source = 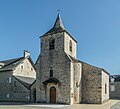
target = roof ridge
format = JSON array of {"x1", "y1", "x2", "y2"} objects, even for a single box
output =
[
  {"x1": 68, "y1": 54, "x2": 109, "y2": 75},
  {"x1": 1, "y1": 57, "x2": 24, "y2": 68}
]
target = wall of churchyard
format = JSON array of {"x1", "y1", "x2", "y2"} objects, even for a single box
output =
[
  {"x1": 36, "y1": 32, "x2": 71, "y2": 104},
  {"x1": 110, "y1": 82, "x2": 120, "y2": 99},
  {"x1": 81, "y1": 63, "x2": 102, "y2": 104},
  {"x1": 73, "y1": 62, "x2": 82, "y2": 104},
  {"x1": 101, "y1": 71, "x2": 109, "y2": 103}
]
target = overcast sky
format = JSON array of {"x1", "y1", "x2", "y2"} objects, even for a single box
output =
[{"x1": 0, "y1": 0, "x2": 120, "y2": 75}]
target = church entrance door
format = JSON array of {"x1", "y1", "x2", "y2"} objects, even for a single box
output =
[{"x1": 50, "y1": 87, "x2": 56, "y2": 103}]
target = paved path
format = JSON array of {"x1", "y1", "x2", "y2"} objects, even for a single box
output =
[
  {"x1": 61, "y1": 100, "x2": 120, "y2": 109},
  {"x1": 0, "y1": 100, "x2": 119, "y2": 109},
  {"x1": 111, "y1": 101, "x2": 120, "y2": 109}
]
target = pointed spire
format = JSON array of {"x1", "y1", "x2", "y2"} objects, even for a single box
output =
[{"x1": 53, "y1": 14, "x2": 65, "y2": 29}]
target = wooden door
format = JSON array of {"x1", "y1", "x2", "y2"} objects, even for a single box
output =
[{"x1": 50, "y1": 87, "x2": 56, "y2": 103}]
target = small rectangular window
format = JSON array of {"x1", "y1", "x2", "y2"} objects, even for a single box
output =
[
  {"x1": 14, "y1": 81, "x2": 17, "y2": 87},
  {"x1": 7, "y1": 94, "x2": 9, "y2": 99},
  {"x1": 69, "y1": 40, "x2": 72, "y2": 52},
  {"x1": 76, "y1": 82, "x2": 79, "y2": 87},
  {"x1": 31, "y1": 68, "x2": 33, "y2": 71},
  {"x1": 50, "y1": 70, "x2": 53, "y2": 77},
  {"x1": 7, "y1": 77, "x2": 12, "y2": 83},
  {"x1": 105, "y1": 84, "x2": 107, "y2": 94},
  {"x1": 49, "y1": 39, "x2": 55, "y2": 50},
  {"x1": 21, "y1": 65, "x2": 23, "y2": 69}
]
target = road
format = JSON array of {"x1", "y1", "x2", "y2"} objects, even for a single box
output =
[{"x1": 0, "y1": 100, "x2": 119, "y2": 109}]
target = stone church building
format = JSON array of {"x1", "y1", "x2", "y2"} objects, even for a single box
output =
[{"x1": 35, "y1": 14, "x2": 109, "y2": 104}]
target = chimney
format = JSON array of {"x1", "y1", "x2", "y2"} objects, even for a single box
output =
[
  {"x1": 0, "y1": 62, "x2": 4, "y2": 68},
  {"x1": 24, "y1": 50, "x2": 30, "y2": 58}
]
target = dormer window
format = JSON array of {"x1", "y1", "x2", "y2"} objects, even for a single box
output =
[
  {"x1": 110, "y1": 78, "x2": 115, "y2": 83},
  {"x1": 49, "y1": 39, "x2": 55, "y2": 50},
  {"x1": 69, "y1": 40, "x2": 72, "y2": 52}
]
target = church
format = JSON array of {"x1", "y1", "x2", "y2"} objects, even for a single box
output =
[{"x1": 35, "y1": 14, "x2": 109, "y2": 104}]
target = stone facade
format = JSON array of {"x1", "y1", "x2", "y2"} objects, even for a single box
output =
[
  {"x1": 101, "y1": 70, "x2": 109, "y2": 103},
  {"x1": 73, "y1": 62, "x2": 82, "y2": 104},
  {"x1": 81, "y1": 63, "x2": 109, "y2": 104},
  {"x1": 82, "y1": 62, "x2": 102, "y2": 103},
  {"x1": 36, "y1": 32, "x2": 72, "y2": 104},
  {"x1": 30, "y1": 81, "x2": 36, "y2": 102},
  {"x1": 35, "y1": 14, "x2": 109, "y2": 104}
]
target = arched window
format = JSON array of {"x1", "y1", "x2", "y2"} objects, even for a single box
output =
[
  {"x1": 49, "y1": 39, "x2": 55, "y2": 50},
  {"x1": 69, "y1": 40, "x2": 72, "y2": 52},
  {"x1": 50, "y1": 70, "x2": 53, "y2": 77}
]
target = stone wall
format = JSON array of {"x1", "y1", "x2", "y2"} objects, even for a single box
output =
[
  {"x1": 110, "y1": 82, "x2": 120, "y2": 99},
  {"x1": 0, "y1": 71, "x2": 13, "y2": 101},
  {"x1": 73, "y1": 62, "x2": 82, "y2": 104},
  {"x1": 70, "y1": 62, "x2": 74, "y2": 104},
  {"x1": 81, "y1": 62, "x2": 102, "y2": 104},
  {"x1": 64, "y1": 32, "x2": 77, "y2": 59},
  {"x1": 0, "y1": 71, "x2": 30, "y2": 102},
  {"x1": 12, "y1": 77, "x2": 30, "y2": 102},
  {"x1": 35, "y1": 55, "x2": 41, "y2": 102},
  {"x1": 101, "y1": 71, "x2": 109, "y2": 103},
  {"x1": 30, "y1": 81, "x2": 36, "y2": 102}
]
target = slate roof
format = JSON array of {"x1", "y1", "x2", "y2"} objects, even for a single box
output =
[
  {"x1": 110, "y1": 75, "x2": 120, "y2": 82},
  {"x1": 68, "y1": 54, "x2": 109, "y2": 75},
  {"x1": 40, "y1": 14, "x2": 77, "y2": 43},
  {"x1": 43, "y1": 14, "x2": 65, "y2": 35},
  {"x1": 13, "y1": 75, "x2": 36, "y2": 89},
  {"x1": 0, "y1": 57, "x2": 24, "y2": 71},
  {"x1": 43, "y1": 77, "x2": 59, "y2": 85}
]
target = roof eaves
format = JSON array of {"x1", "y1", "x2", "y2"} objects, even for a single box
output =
[
  {"x1": 27, "y1": 56, "x2": 36, "y2": 71},
  {"x1": 30, "y1": 80, "x2": 36, "y2": 88},
  {"x1": 40, "y1": 29, "x2": 77, "y2": 43},
  {"x1": 0, "y1": 68, "x2": 13, "y2": 72},
  {"x1": 64, "y1": 30, "x2": 77, "y2": 43},
  {"x1": 101, "y1": 68, "x2": 110, "y2": 75}
]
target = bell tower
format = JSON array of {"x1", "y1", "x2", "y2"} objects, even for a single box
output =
[
  {"x1": 36, "y1": 14, "x2": 77, "y2": 104},
  {"x1": 40, "y1": 14, "x2": 77, "y2": 58}
]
